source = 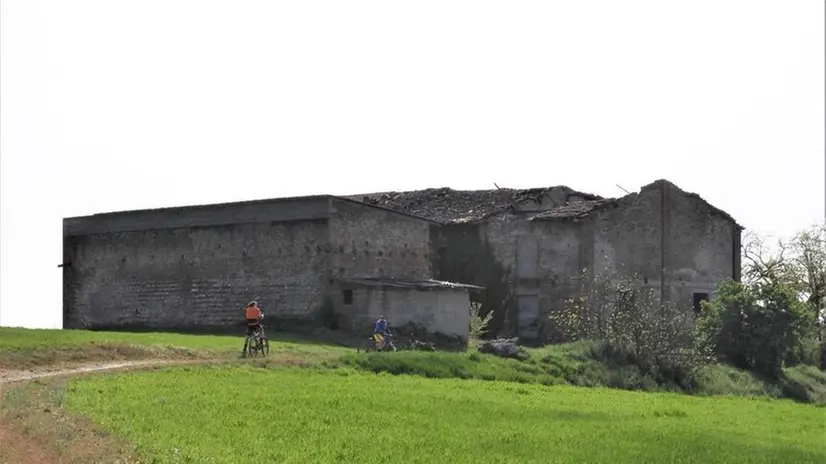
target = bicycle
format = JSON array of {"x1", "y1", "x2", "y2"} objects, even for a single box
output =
[
  {"x1": 359, "y1": 332, "x2": 397, "y2": 353},
  {"x1": 244, "y1": 325, "x2": 270, "y2": 357}
]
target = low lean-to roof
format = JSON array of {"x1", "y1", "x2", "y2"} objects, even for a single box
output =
[
  {"x1": 339, "y1": 277, "x2": 484, "y2": 291},
  {"x1": 346, "y1": 186, "x2": 602, "y2": 224}
]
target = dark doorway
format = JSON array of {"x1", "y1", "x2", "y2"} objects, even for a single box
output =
[{"x1": 693, "y1": 292, "x2": 709, "y2": 313}]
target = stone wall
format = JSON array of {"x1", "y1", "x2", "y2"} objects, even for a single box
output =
[
  {"x1": 431, "y1": 220, "x2": 513, "y2": 336},
  {"x1": 531, "y1": 219, "x2": 585, "y2": 338},
  {"x1": 63, "y1": 196, "x2": 446, "y2": 334},
  {"x1": 592, "y1": 185, "x2": 663, "y2": 285},
  {"x1": 663, "y1": 181, "x2": 739, "y2": 311},
  {"x1": 63, "y1": 220, "x2": 330, "y2": 332},
  {"x1": 588, "y1": 180, "x2": 739, "y2": 313},
  {"x1": 62, "y1": 181, "x2": 740, "y2": 340},
  {"x1": 328, "y1": 199, "x2": 432, "y2": 280},
  {"x1": 430, "y1": 181, "x2": 739, "y2": 341}
]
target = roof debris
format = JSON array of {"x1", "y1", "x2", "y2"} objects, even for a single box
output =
[
  {"x1": 346, "y1": 186, "x2": 603, "y2": 224},
  {"x1": 529, "y1": 199, "x2": 619, "y2": 221},
  {"x1": 339, "y1": 277, "x2": 483, "y2": 290}
]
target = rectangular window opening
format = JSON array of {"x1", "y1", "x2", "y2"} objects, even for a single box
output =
[
  {"x1": 693, "y1": 292, "x2": 709, "y2": 313},
  {"x1": 343, "y1": 289, "x2": 353, "y2": 305}
]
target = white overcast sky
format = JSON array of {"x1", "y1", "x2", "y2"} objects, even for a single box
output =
[{"x1": 1, "y1": 0, "x2": 824, "y2": 329}]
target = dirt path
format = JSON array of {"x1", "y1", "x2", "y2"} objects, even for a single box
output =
[
  {"x1": 0, "y1": 422, "x2": 60, "y2": 464},
  {"x1": 0, "y1": 359, "x2": 187, "y2": 385},
  {"x1": 0, "y1": 359, "x2": 205, "y2": 463}
]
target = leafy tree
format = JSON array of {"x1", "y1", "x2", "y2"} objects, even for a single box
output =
[
  {"x1": 698, "y1": 279, "x2": 814, "y2": 379},
  {"x1": 741, "y1": 223, "x2": 825, "y2": 367},
  {"x1": 787, "y1": 224, "x2": 826, "y2": 366}
]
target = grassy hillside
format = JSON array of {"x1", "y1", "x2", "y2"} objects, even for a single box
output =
[
  {"x1": 59, "y1": 365, "x2": 826, "y2": 463},
  {"x1": 0, "y1": 327, "x2": 349, "y2": 369},
  {"x1": 331, "y1": 344, "x2": 826, "y2": 405},
  {"x1": 2, "y1": 328, "x2": 825, "y2": 463},
  {"x1": 2, "y1": 327, "x2": 824, "y2": 404}
]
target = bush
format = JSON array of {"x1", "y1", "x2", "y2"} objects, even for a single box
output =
[
  {"x1": 469, "y1": 302, "x2": 494, "y2": 345},
  {"x1": 548, "y1": 270, "x2": 713, "y2": 383},
  {"x1": 698, "y1": 279, "x2": 814, "y2": 379}
]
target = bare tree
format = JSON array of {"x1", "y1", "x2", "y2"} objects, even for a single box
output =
[{"x1": 742, "y1": 230, "x2": 794, "y2": 286}]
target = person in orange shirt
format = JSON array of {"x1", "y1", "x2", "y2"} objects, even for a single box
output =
[
  {"x1": 242, "y1": 301, "x2": 265, "y2": 355},
  {"x1": 244, "y1": 301, "x2": 263, "y2": 336}
]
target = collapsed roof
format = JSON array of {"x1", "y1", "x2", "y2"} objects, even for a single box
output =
[
  {"x1": 346, "y1": 186, "x2": 604, "y2": 224},
  {"x1": 346, "y1": 179, "x2": 742, "y2": 229}
]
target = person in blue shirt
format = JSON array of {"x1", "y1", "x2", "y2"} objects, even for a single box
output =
[
  {"x1": 372, "y1": 315, "x2": 395, "y2": 350},
  {"x1": 374, "y1": 315, "x2": 389, "y2": 335}
]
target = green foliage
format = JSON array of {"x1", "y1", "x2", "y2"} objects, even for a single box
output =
[
  {"x1": 335, "y1": 350, "x2": 545, "y2": 383},
  {"x1": 62, "y1": 366, "x2": 826, "y2": 463},
  {"x1": 698, "y1": 279, "x2": 814, "y2": 379},
  {"x1": 743, "y1": 224, "x2": 826, "y2": 368},
  {"x1": 332, "y1": 343, "x2": 824, "y2": 404},
  {"x1": 468, "y1": 301, "x2": 494, "y2": 343},
  {"x1": 548, "y1": 270, "x2": 713, "y2": 383}
]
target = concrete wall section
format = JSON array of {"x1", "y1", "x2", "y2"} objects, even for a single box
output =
[
  {"x1": 63, "y1": 220, "x2": 330, "y2": 331},
  {"x1": 328, "y1": 199, "x2": 433, "y2": 280},
  {"x1": 342, "y1": 286, "x2": 470, "y2": 339}
]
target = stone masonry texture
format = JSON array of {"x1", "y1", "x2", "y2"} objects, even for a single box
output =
[
  {"x1": 63, "y1": 179, "x2": 741, "y2": 342},
  {"x1": 63, "y1": 196, "x2": 441, "y2": 333}
]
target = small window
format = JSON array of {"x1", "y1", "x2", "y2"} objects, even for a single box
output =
[
  {"x1": 343, "y1": 289, "x2": 353, "y2": 305},
  {"x1": 693, "y1": 292, "x2": 709, "y2": 313}
]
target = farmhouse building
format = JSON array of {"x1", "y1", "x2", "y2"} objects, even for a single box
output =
[
  {"x1": 351, "y1": 179, "x2": 743, "y2": 339},
  {"x1": 63, "y1": 179, "x2": 741, "y2": 342},
  {"x1": 62, "y1": 196, "x2": 480, "y2": 340}
]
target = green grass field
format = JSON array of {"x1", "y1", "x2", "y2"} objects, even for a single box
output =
[
  {"x1": 62, "y1": 365, "x2": 826, "y2": 464},
  {"x1": 0, "y1": 327, "x2": 350, "y2": 369},
  {"x1": 0, "y1": 326, "x2": 244, "y2": 351},
  {"x1": 2, "y1": 328, "x2": 826, "y2": 463},
  {"x1": 2, "y1": 327, "x2": 824, "y2": 404}
]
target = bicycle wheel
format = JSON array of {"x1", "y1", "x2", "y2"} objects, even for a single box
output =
[
  {"x1": 243, "y1": 336, "x2": 252, "y2": 357},
  {"x1": 247, "y1": 337, "x2": 259, "y2": 357},
  {"x1": 261, "y1": 338, "x2": 269, "y2": 356}
]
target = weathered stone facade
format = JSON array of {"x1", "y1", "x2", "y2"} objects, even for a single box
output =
[
  {"x1": 63, "y1": 178, "x2": 741, "y2": 343},
  {"x1": 62, "y1": 196, "x2": 474, "y2": 339},
  {"x1": 353, "y1": 179, "x2": 743, "y2": 340}
]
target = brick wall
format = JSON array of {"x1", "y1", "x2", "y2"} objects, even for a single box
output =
[{"x1": 63, "y1": 220, "x2": 330, "y2": 331}]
